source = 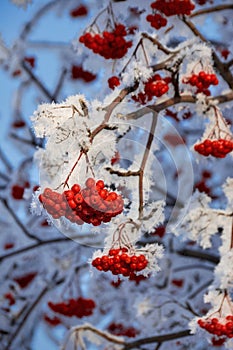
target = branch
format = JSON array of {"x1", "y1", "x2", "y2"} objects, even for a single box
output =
[
  {"x1": 4, "y1": 273, "x2": 64, "y2": 350},
  {"x1": 123, "y1": 330, "x2": 192, "y2": 349},
  {"x1": 0, "y1": 234, "x2": 97, "y2": 262},
  {"x1": 190, "y1": 4, "x2": 233, "y2": 18},
  {"x1": 125, "y1": 91, "x2": 233, "y2": 120},
  {"x1": 177, "y1": 248, "x2": 219, "y2": 264}
]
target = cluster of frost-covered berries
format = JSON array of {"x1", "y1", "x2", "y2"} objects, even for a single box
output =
[
  {"x1": 39, "y1": 178, "x2": 124, "y2": 226},
  {"x1": 132, "y1": 74, "x2": 171, "y2": 104},
  {"x1": 194, "y1": 139, "x2": 233, "y2": 158},
  {"x1": 79, "y1": 24, "x2": 132, "y2": 59},
  {"x1": 48, "y1": 297, "x2": 96, "y2": 318},
  {"x1": 198, "y1": 315, "x2": 233, "y2": 340},
  {"x1": 92, "y1": 247, "x2": 148, "y2": 277},
  {"x1": 183, "y1": 71, "x2": 218, "y2": 95}
]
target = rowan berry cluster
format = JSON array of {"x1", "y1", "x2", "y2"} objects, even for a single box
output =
[
  {"x1": 71, "y1": 65, "x2": 96, "y2": 82},
  {"x1": 183, "y1": 71, "x2": 218, "y2": 95},
  {"x1": 79, "y1": 24, "x2": 132, "y2": 59},
  {"x1": 39, "y1": 178, "x2": 124, "y2": 226},
  {"x1": 108, "y1": 76, "x2": 121, "y2": 89},
  {"x1": 92, "y1": 247, "x2": 148, "y2": 277},
  {"x1": 70, "y1": 5, "x2": 88, "y2": 18},
  {"x1": 48, "y1": 297, "x2": 96, "y2": 318},
  {"x1": 44, "y1": 314, "x2": 61, "y2": 326},
  {"x1": 132, "y1": 74, "x2": 171, "y2": 104},
  {"x1": 194, "y1": 139, "x2": 233, "y2": 158},
  {"x1": 150, "y1": 0, "x2": 195, "y2": 16},
  {"x1": 108, "y1": 322, "x2": 139, "y2": 337},
  {"x1": 146, "y1": 13, "x2": 167, "y2": 30},
  {"x1": 197, "y1": 315, "x2": 233, "y2": 339}
]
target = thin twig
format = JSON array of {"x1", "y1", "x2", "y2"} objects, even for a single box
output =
[
  {"x1": 0, "y1": 198, "x2": 41, "y2": 243},
  {"x1": 123, "y1": 330, "x2": 192, "y2": 349}
]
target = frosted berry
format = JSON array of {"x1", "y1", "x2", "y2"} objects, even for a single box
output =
[{"x1": 132, "y1": 73, "x2": 171, "y2": 104}]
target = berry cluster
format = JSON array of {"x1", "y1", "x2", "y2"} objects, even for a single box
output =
[
  {"x1": 194, "y1": 139, "x2": 233, "y2": 158},
  {"x1": 48, "y1": 297, "x2": 96, "y2": 318},
  {"x1": 79, "y1": 24, "x2": 132, "y2": 59},
  {"x1": 108, "y1": 76, "x2": 121, "y2": 90},
  {"x1": 183, "y1": 71, "x2": 218, "y2": 95},
  {"x1": 71, "y1": 65, "x2": 96, "y2": 82},
  {"x1": 14, "y1": 272, "x2": 37, "y2": 289},
  {"x1": 44, "y1": 314, "x2": 61, "y2": 326},
  {"x1": 198, "y1": 315, "x2": 233, "y2": 339},
  {"x1": 39, "y1": 178, "x2": 124, "y2": 226},
  {"x1": 108, "y1": 322, "x2": 139, "y2": 338},
  {"x1": 132, "y1": 74, "x2": 171, "y2": 104},
  {"x1": 70, "y1": 5, "x2": 88, "y2": 18},
  {"x1": 146, "y1": 13, "x2": 167, "y2": 30},
  {"x1": 92, "y1": 247, "x2": 148, "y2": 277},
  {"x1": 150, "y1": 0, "x2": 195, "y2": 16}
]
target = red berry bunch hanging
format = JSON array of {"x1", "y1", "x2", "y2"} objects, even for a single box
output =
[
  {"x1": 39, "y1": 178, "x2": 124, "y2": 226},
  {"x1": 194, "y1": 139, "x2": 233, "y2": 158},
  {"x1": 108, "y1": 322, "x2": 139, "y2": 338},
  {"x1": 92, "y1": 247, "x2": 148, "y2": 277},
  {"x1": 48, "y1": 297, "x2": 96, "y2": 318},
  {"x1": 146, "y1": 13, "x2": 167, "y2": 30},
  {"x1": 79, "y1": 24, "x2": 132, "y2": 60},
  {"x1": 108, "y1": 76, "x2": 121, "y2": 90},
  {"x1": 198, "y1": 315, "x2": 233, "y2": 340},
  {"x1": 132, "y1": 74, "x2": 171, "y2": 104},
  {"x1": 150, "y1": 0, "x2": 195, "y2": 16},
  {"x1": 183, "y1": 71, "x2": 219, "y2": 96}
]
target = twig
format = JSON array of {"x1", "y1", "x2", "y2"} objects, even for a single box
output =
[
  {"x1": 0, "y1": 198, "x2": 41, "y2": 243},
  {"x1": 138, "y1": 111, "x2": 158, "y2": 219},
  {"x1": 61, "y1": 323, "x2": 125, "y2": 350},
  {"x1": 53, "y1": 68, "x2": 67, "y2": 100},
  {"x1": 0, "y1": 234, "x2": 97, "y2": 262},
  {"x1": 21, "y1": 61, "x2": 54, "y2": 101},
  {"x1": 4, "y1": 274, "x2": 64, "y2": 350},
  {"x1": 123, "y1": 330, "x2": 192, "y2": 349}
]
